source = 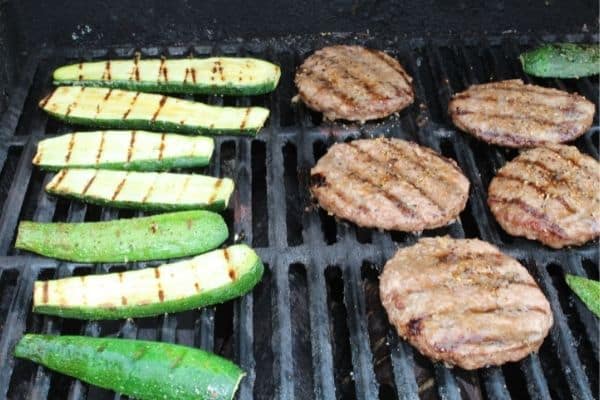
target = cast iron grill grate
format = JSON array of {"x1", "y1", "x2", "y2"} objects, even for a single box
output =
[{"x1": 0, "y1": 32, "x2": 598, "y2": 400}]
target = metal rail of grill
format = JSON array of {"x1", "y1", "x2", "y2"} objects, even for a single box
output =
[{"x1": 0, "y1": 32, "x2": 598, "y2": 400}]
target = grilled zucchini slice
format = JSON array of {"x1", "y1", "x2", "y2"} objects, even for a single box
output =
[
  {"x1": 46, "y1": 168, "x2": 234, "y2": 211},
  {"x1": 53, "y1": 57, "x2": 281, "y2": 95},
  {"x1": 33, "y1": 244, "x2": 263, "y2": 319},
  {"x1": 34, "y1": 130, "x2": 214, "y2": 171},
  {"x1": 40, "y1": 86, "x2": 269, "y2": 136}
]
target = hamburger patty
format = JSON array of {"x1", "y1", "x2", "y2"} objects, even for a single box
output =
[
  {"x1": 448, "y1": 79, "x2": 595, "y2": 148},
  {"x1": 379, "y1": 237, "x2": 553, "y2": 370},
  {"x1": 488, "y1": 144, "x2": 600, "y2": 248},
  {"x1": 294, "y1": 45, "x2": 414, "y2": 122},
  {"x1": 310, "y1": 138, "x2": 470, "y2": 232}
]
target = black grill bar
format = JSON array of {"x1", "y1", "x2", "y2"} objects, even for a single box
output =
[{"x1": 0, "y1": 33, "x2": 598, "y2": 400}]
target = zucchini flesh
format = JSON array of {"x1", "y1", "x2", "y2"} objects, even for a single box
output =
[
  {"x1": 46, "y1": 168, "x2": 234, "y2": 211},
  {"x1": 33, "y1": 244, "x2": 264, "y2": 319},
  {"x1": 15, "y1": 210, "x2": 227, "y2": 262},
  {"x1": 566, "y1": 274, "x2": 600, "y2": 318},
  {"x1": 14, "y1": 334, "x2": 244, "y2": 400},
  {"x1": 520, "y1": 43, "x2": 600, "y2": 78},
  {"x1": 53, "y1": 57, "x2": 281, "y2": 95},
  {"x1": 33, "y1": 130, "x2": 214, "y2": 171},
  {"x1": 40, "y1": 86, "x2": 269, "y2": 136}
]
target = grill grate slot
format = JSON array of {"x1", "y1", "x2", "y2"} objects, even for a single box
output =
[{"x1": 0, "y1": 33, "x2": 597, "y2": 399}]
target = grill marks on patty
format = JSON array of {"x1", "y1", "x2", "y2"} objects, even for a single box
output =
[
  {"x1": 379, "y1": 237, "x2": 553, "y2": 370},
  {"x1": 488, "y1": 144, "x2": 600, "y2": 248},
  {"x1": 295, "y1": 45, "x2": 414, "y2": 121},
  {"x1": 448, "y1": 79, "x2": 595, "y2": 148},
  {"x1": 310, "y1": 138, "x2": 470, "y2": 232}
]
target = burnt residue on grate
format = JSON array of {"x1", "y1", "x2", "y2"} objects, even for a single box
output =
[{"x1": 0, "y1": 32, "x2": 598, "y2": 400}]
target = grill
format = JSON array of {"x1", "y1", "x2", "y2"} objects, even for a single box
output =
[{"x1": 0, "y1": 32, "x2": 598, "y2": 400}]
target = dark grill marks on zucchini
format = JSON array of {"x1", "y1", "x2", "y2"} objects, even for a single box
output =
[
  {"x1": 488, "y1": 144, "x2": 600, "y2": 248},
  {"x1": 64, "y1": 134, "x2": 76, "y2": 163},
  {"x1": 159, "y1": 57, "x2": 168, "y2": 82},
  {"x1": 122, "y1": 92, "x2": 140, "y2": 119},
  {"x1": 78, "y1": 62, "x2": 83, "y2": 81},
  {"x1": 207, "y1": 178, "x2": 223, "y2": 204},
  {"x1": 102, "y1": 60, "x2": 112, "y2": 81},
  {"x1": 176, "y1": 175, "x2": 192, "y2": 202},
  {"x1": 240, "y1": 108, "x2": 251, "y2": 130},
  {"x1": 49, "y1": 169, "x2": 68, "y2": 191},
  {"x1": 81, "y1": 171, "x2": 98, "y2": 196},
  {"x1": 142, "y1": 174, "x2": 159, "y2": 203},
  {"x1": 131, "y1": 53, "x2": 141, "y2": 81},
  {"x1": 127, "y1": 131, "x2": 137, "y2": 162},
  {"x1": 155, "y1": 268, "x2": 165, "y2": 303},
  {"x1": 42, "y1": 281, "x2": 49, "y2": 304},
  {"x1": 158, "y1": 133, "x2": 166, "y2": 160},
  {"x1": 95, "y1": 131, "x2": 106, "y2": 163},
  {"x1": 65, "y1": 86, "x2": 86, "y2": 117},
  {"x1": 310, "y1": 138, "x2": 470, "y2": 232},
  {"x1": 151, "y1": 95, "x2": 168, "y2": 122},
  {"x1": 111, "y1": 173, "x2": 129, "y2": 201}
]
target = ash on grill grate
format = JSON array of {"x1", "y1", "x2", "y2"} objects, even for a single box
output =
[{"x1": 0, "y1": 32, "x2": 598, "y2": 400}]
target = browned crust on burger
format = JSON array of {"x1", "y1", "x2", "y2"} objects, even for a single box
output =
[
  {"x1": 488, "y1": 144, "x2": 600, "y2": 248},
  {"x1": 310, "y1": 138, "x2": 470, "y2": 232},
  {"x1": 295, "y1": 45, "x2": 414, "y2": 122},
  {"x1": 448, "y1": 79, "x2": 595, "y2": 148},
  {"x1": 379, "y1": 237, "x2": 553, "y2": 370}
]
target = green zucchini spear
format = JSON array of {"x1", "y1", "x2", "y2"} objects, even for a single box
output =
[
  {"x1": 565, "y1": 274, "x2": 600, "y2": 318},
  {"x1": 53, "y1": 56, "x2": 281, "y2": 95},
  {"x1": 33, "y1": 244, "x2": 264, "y2": 319},
  {"x1": 14, "y1": 334, "x2": 244, "y2": 400},
  {"x1": 15, "y1": 210, "x2": 227, "y2": 262},
  {"x1": 40, "y1": 86, "x2": 269, "y2": 136},
  {"x1": 34, "y1": 130, "x2": 214, "y2": 171},
  {"x1": 520, "y1": 43, "x2": 600, "y2": 78},
  {"x1": 45, "y1": 168, "x2": 234, "y2": 212}
]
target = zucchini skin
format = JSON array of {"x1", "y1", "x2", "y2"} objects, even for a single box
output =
[
  {"x1": 14, "y1": 334, "x2": 244, "y2": 400},
  {"x1": 54, "y1": 79, "x2": 279, "y2": 96},
  {"x1": 520, "y1": 43, "x2": 600, "y2": 78},
  {"x1": 33, "y1": 245, "x2": 264, "y2": 319},
  {"x1": 15, "y1": 210, "x2": 227, "y2": 262},
  {"x1": 38, "y1": 156, "x2": 211, "y2": 172},
  {"x1": 566, "y1": 274, "x2": 600, "y2": 318}
]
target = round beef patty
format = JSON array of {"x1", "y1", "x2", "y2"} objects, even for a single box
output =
[
  {"x1": 488, "y1": 144, "x2": 600, "y2": 248},
  {"x1": 379, "y1": 237, "x2": 553, "y2": 370},
  {"x1": 448, "y1": 79, "x2": 595, "y2": 148},
  {"x1": 294, "y1": 45, "x2": 414, "y2": 122},
  {"x1": 310, "y1": 138, "x2": 470, "y2": 232}
]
